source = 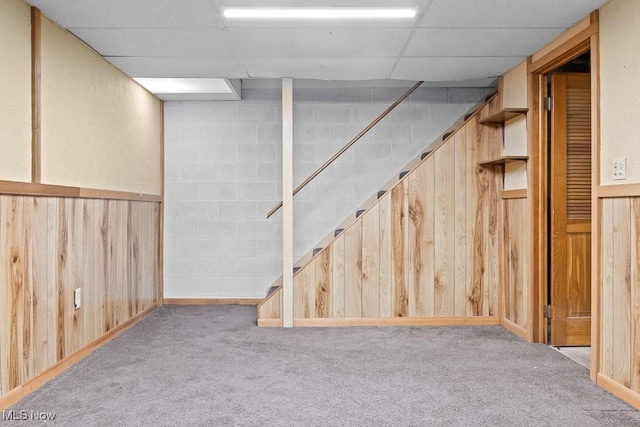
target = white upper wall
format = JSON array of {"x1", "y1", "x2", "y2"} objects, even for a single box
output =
[
  {"x1": 599, "y1": 0, "x2": 640, "y2": 185},
  {"x1": 0, "y1": 0, "x2": 32, "y2": 182}
]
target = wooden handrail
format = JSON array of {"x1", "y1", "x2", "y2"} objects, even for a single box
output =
[{"x1": 267, "y1": 81, "x2": 424, "y2": 218}]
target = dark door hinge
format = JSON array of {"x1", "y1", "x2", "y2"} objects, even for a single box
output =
[{"x1": 544, "y1": 304, "x2": 553, "y2": 319}]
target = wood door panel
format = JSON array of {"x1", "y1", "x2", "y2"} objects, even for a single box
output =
[{"x1": 550, "y1": 72, "x2": 592, "y2": 346}]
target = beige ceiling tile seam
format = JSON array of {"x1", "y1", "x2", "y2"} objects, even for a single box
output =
[{"x1": 389, "y1": 0, "x2": 436, "y2": 80}]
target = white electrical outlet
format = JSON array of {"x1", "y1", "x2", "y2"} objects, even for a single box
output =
[
  {"x1": 74, "y1": 288, "x2": 81, "y2": 310},
  {"x1": 613, "y1": 158, "x2": 627, "y2": 180}
]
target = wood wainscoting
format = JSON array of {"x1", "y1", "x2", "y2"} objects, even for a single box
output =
[
  {"x1": 0, "y1": 194, "x2": 162, "y2": 408},
  {"x1": 259, "y1": 96, "x2": 515, "y2": 326},
  {"x1": 598, "y1": 194, "x2": 640, "y2": 408}
]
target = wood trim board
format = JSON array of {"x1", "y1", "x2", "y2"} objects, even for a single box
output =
[
  {"x1": 597, "y1": 184, "x2": 640, "y2": 198},
  {"x1": 501, "y1": 189, "x2": 528, "y2": 199},
  {"x1": 501, "y1": 317, "x2": 530, "y2": 341},
  {"x1": 597, "y1": 373, "x2": 640, "y2": 410},
  {"x1": 31, "y1": 7, "x2": 42, "y2": 184},
  {"x1": 0, "y1": 180, "x2": 162, "y2": 202},
  {"x1": 164, "y1": 298, "x2": 264, "y2": 306},
  {"x1": 259, "y1": 317, "x2": 500, "y2": 328}
]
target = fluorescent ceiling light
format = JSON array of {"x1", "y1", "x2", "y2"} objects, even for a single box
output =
[
  {"x1": 133, "y1": 78, "x2": 233, "y2": 94},
  {"x1": 222, "y1": 7, "x2": 417, "y2": 19}
]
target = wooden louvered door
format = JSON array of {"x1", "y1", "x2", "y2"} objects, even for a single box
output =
[{"x1": 550, "y1": 73, "x2": 591, "y2": 346}]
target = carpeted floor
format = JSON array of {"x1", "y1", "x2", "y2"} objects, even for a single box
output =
[{"x1": 9, "y1": 305, "x2": 640, "y2": 426}]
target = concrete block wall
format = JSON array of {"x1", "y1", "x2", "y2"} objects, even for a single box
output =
[{"x1": 164, "y1": 85, "x2": 492, "y2": 298}]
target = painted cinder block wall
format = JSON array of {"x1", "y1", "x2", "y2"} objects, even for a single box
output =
[{"x1": 163, "y1": 86, "x2": 492, "y2": 298}]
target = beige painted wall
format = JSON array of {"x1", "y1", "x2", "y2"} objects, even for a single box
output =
[
  {"x1": 502, "y1": 62, "x2": 528, "y2": 109},
  {"x1": 40, "y1": 17, "x2": 162, "y2": 194},
  {"x1": 0, "y1": 0, "x2": 32, "y2": 183},
  {"x1": 600, "y1": 0, "x2": 640, "y2": 185},
  {"x1": 502, "y1": 62, "x2": 528, "y2": 190}
]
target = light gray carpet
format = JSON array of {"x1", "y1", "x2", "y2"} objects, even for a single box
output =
[{"x1": 9, "y1": 305, "x2": 640, "y2": 426}]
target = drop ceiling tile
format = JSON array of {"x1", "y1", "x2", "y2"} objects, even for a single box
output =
[
  {"x1": 107, "y1": 57, "x2": 248, "y2": 79},
  {"x1": 242, "y1": 58, "x2": 397, "y2": 80},
  {"x1": 226, "y1": 28, "x2": 412, "y2": 58},
  {"x1": 27, "y1": 0, "x2": 222, "y2": 28},
  {"x1": 420, "y1": 0, "x2": 608, "y2": 28},
  {"x1": 392, "y1": 57, "x2": 525, "y2": 82},
  {"x1": 69, "y1": 28, "x2": 233, "y2": 57},
  {"x1": 405, "y1": 28, "x2": 565, "y2": 57}
]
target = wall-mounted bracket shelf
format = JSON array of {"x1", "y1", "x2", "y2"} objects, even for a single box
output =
[
  {"x1": 478, "y1": 108, "x2": 528, "y2": 124},
  {"x1": 478, "y1": 155, "x2": 529, "y2": 167}
]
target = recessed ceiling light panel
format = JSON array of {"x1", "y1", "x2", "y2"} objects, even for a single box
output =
[{"x1": 222, "y1": 7, "x2": 418, "y2": 19}]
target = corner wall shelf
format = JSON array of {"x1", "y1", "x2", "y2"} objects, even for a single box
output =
[
  {"x1": 478, "y1": 155, "x2": 529, "y2": 167},
  {"x1": 478, "y1": 108, "x2": 528, "y2": 124}
]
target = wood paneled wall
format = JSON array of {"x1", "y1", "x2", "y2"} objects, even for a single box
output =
[
  {"x1": 0, "y1": 195, "x2": 161, "y2": 397},
  {"x1": 501, "y1": 197, "x2": 530, "y2": 332},
  {"x1": 599, "y1": 196, "x2": 640, "y2": 394},
  {"x1": 259, "y1": 98, "x2": 520, "y2": 325}
]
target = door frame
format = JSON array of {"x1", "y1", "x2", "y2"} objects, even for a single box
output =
[{"x1": 527, "y1": 11, "x2": 600, "y2": 380}]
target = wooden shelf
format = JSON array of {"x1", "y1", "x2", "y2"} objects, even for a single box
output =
[
  {"x1": 478, "y1": 156, "x2": 529, "y2": 167},
  {"x1": 478, "y1": 108, "x2": 528, "y2": 124}
]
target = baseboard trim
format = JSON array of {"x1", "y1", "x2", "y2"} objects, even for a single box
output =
[
  {"x1": 258, "y1": 318, "x2": 283, "y2": 327},
  {"x1": 258, "y1": 316, "x2": 499, "y2": 328},
  {"x1": 501, "y1": 318, "x2": 530, "y2": 341},
  {"x1": 0, "y1": 304, "x2": 157, "y2": 411},
  {"x1": 164, "y1": 298, "x2": 263, "y2": 306},
  {"x1": 597, "y1": 373, "x2": 640, "y2": 410}
]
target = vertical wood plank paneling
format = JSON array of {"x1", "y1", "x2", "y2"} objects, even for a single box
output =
[
  {"x1": 1, "y1": 197, "x2": 25, "y2": 391},
  {"x1": 434, "y1": 142, "x2": 455, "y2": 316},
  {"x1": 294, "y1": 264, "x2": 315, "y2": 319},
  {"x1": 22, "y1": 198, "x2": 34, "y2": 384},
  {"x1": 631, "y1": 198, "x2": 640, "y2": 393},
  {"x1": 612, "y1": 198, "x2": 631, "y2": 388},
  {"x1": 423, "y1": 156, "x2": 436, "y2": 317},
  {"x1": 344, "y1": 221, "x2": 362, "y2": 318},
  {"x1": 315, "y1": 248, "x2": 331, "y2": 318},
  {"x1": 601, "y1": 198, "x2": 614, "y2": 378},
  {"x1": 331, "y1": 234, "x2": 345, "y2": 318},
  {"x1": 0, "y1": 197, "x2": 6, "y2": 395},
  {"x1": 117, "y1": 201, "x2": 128, "y2": 326},
  {"x1": 68, "y1": 199, "x2": 84, "y2": 354},
  {"x1": 0, "y1": 195, "x2": 161, "y2": 398},
  {"x1": 408, "y1": 164, "x2": 427, "y2": 317},
  {"x1": 361, "y1": 209, "x2": 380, "y2": 318},
  {"x1": 391, "y1": 182, "x2": 408, "y2": 317},
  {"x1": 486, "y1": 125, "x2": 502, "y2": 317},
  {"x1": 502, "y1": 202, "x2": 512, "y2": 322},
  {"x1": 106, "y1": 200, "x2": 117, "y2": 332},
  {"x1": 454, "y1": 132, "x2": 467, "y2": 316},
  {"x1": 520, "y1": 198, "x2": 530, "y2": 328},
  {"x1": 45, "y1": 199, "x2": 58, "y2": 370},
  {"x1": 510, "y1": 200, "x2": 524, "y2": 326},
  {"x1": 378, "y1": 197, "x2": 392, "y2": 318},
  {"x1": 29, "y1": 197, "x2": 49, "y2": 377},
  {"x1": 82, "y1": 200, "x2": 95, "y2": 346},
  {"x1": 467, "y1": 119, "x2": 486, "y2": 316},
  {"x1": 94, "y1": 200, "x2": 108, "y2": 337},
  {"x1": 56, "y1": 197, "x2": 67, "y2": 362},
  {"x1": 0, "y1": 196, "x2": 4, "y2": 396}
]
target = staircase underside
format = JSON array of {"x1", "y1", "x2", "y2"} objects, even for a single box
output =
[{"x1": 258, "y1": 91, "x2": 525, "y2": 327}]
